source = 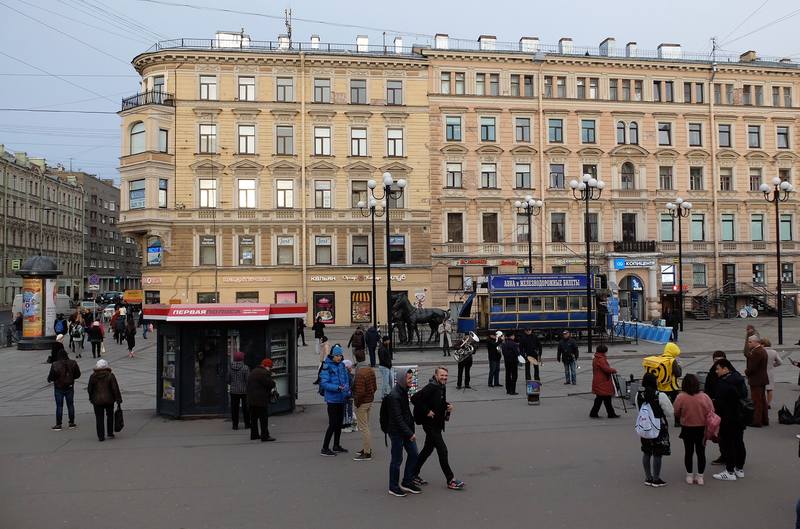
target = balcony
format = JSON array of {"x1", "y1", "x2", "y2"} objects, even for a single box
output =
[
  {"x1": 612, "y1": 240, "x2": 657, "y2": 253},
  {"x1": 121, "y1": 90, "x2": 175, "y2": 111}
]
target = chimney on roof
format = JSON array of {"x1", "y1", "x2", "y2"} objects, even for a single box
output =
[
  {"x1": 599, "y1": 37, "x2": 615, "y2": 56},
  {"x1": 394, "y1": 36, "x2": 403, "y2": 54},
  {"x1": 558, "y1": 37, "x2": 573, "y2": 54},
  {"x1": 310, "y1": 34, "x2": 320, "y2": 49},
  {"x1": 356, "y1": 35, "x2": 369, "y2": 52},
  {"x1": 478, "y1": 35, "x2": 496, "y2": 51},
  {"x1": 658, "y1": 43, "x2": 682, "y2": 59},
  {"x1": 520, "y1": 36, "x2": 539, "y2": 53},
  {"x1": 435, "y1": 33, "x2": 449, "y2": 50},
  {"x1": 740, "y1": 50, "x2": 757, "y2": 62},
  {"x1": 626, "y1": 42, "x2": 637, "y2": 57},
  {"x1": 277, "y1": 34, "x2": 289, "y2": 50}
]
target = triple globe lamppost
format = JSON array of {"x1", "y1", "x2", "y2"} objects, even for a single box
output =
[
  {"x1": 514, "y1": 195, "x2": 544, "y2": 273},
  {"x1": 665, "y1": 197, "x2": 693, "y2": 336}
]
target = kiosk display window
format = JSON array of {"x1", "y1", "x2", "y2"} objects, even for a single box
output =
[
  {"x1": 270, "y1": 330, "x2": 289, "y2": 397},
  {"x1": 162, "y1": 336, "x2": 177, "y2": 400}
]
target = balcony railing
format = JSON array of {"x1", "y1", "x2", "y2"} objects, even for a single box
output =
[
  {"x1": 613, "y1": 240, "x2": 657, "y2": 253},
  {"x1": 121, "y1": 90, "x2": 175, "y2": 111}
]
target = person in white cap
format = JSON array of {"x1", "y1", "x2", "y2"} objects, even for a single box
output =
[
  {"x1": 87, "y1": 359, "x2": 122, "y2": 441},
  {"x1": 487, "y1": 331, "x2": 503, "y2": 388}
]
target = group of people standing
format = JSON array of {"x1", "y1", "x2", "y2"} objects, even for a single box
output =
[{"x1": 226, "y1": 352, "x2": 278, "y2": 443}]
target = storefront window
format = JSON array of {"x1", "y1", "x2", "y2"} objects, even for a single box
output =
[
  {"x1": 275, "y1": 291, "x2": 297, "y2": 303},
  {"x1": 199, "y1": 236, "x2": 216, "y2": 265},
  {"x1": 351, "y1": 291, "x2": 371, "y2": 323},
  {"x1": 660, "y1": 265, "x2": 675, "y2": 286},
  {"x1": 238, "y1": 235, "x2": 255, "y2": 266},
  {"x1": 147, "y1": 237, "x2": 162, "y2": 266},
  {"x1": 313, "y1": 292, "x2": 336, "y2": 324},
  {"x1": 145, "y1": 290, "x2": 161, "y2": 304},
  {"x1": 277, "y1": 236, "x2": 294, "y2": 265},
  {"x1": 197, "y1": 292, "x2": 218, "y2": 303},
  {"x1": 236, "y1": 291, "x2": 259, "y2": 303},
  {"x1": 389, "y1": 235, "x2": 406, "y2": 264}
]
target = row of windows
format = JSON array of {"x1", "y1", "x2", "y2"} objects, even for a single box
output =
[
  {"x1": 490, "y1": 295, "x2": 590, "y2": 313},
  {"x1": 5, "y1": 175, "x2": 82, "y2": 209},
  {"x1": 661, "y1": 262, "x2": 796, "y2": 288}
]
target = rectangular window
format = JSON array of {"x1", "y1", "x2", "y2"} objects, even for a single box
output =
[
  {"x1": 777, "y1": 126, "x2": 790, "y2": 149},
  {"x1": 684, "y1": 82, "x2": 692, "y2": 103},
  {"x1": 515, "y1": 163, "x2": 531, "y2": 189},
  {"x1": 350, "y1": 79, "x2": 367, "y2": 104},
  {"x1": 158, "y1": 128, "x2": 168, "y2": 153},
  {"x1": 238, "y1": 76, "x2": 255, "y2": 101},
  {"x1": 276, "y1": 77, "x2": 294, "y2": 102},
  {"x1": 238, "y1": 179, "x2": 256, "y2": 208},
  {"x1": 665, "y1": 81, "x2": 674, "y2": 102},
  {"x1": 551, "y1": 213, "x2": 566, "y2": 242},
  {"x1": 577, "y1": 78, "x2": 586, "y2": 99},
  {"x1": 238, "y1": 235, "x2": 255, "y2": 266},
  {"x1": 352, "y1": 235, "x2": 369, "y2": 264},
  {"x1": 199, "y1": 236, "x2": 216, "y2": 266},
  {"x1": 590, "y1": 78, "x2": 599, "y2": 99},
  {"x1": 386, "y1": 80, "x2": 403, "y2": 105},
  {"x1": 556, "y1": 76, "x2": 566, "y2": 98},
  {"x1": 751, "y1": 214, "x2": 764, "y2": 241},
  {"x1": 199, "y1": 75, "x2": 217, "y2": 100},
  {"x1": 351, "y1": 181, "x2": 367, "y2": 208},
  {"x1": 718, "y1": 124, "x2": 732, "y2": 148},
  {"x1": 691, "y1": 213, "x2": 705, "y2": 241},
  {"x1": 743, "y1": 85, "x2": 752, "y2": 105},
  {"x1": 550, "y1": 164, "x2": 565, "y2": 189},
  {"x1": 440, "y1": 72, "x2": 451, "y2": 94},
  {"x1": 660, "y1": 214, "x2": 674, "y2": 242},
  {"x1": 748, "y1": 125, "x2": 761, "y2": 148},
  {"x1": 447, "y1": 212, "x2": 463, "y2": 243},
  {"x1": 480, "y1": 163, "x2": 497, "y2": 188},
  {"x1": 351, "y1": 128, "x2": 367, "y2": 156},
  {"x1": 623, "y1": 79, "x2": 631, "y2": 101},
  {"x1": 785, "y1": 87, "x2": 792, "y2": 107},
  {"x1": 482, "y1": 213, "x2": 498, "y2": 243},
  {"x1": 515, "y1": 117, "x2": 531, "y2": 142},
  {"x1": 315, "y1": 236, "x2": 332, "y2": 265},
  {"x1": 781, "y1": 214, "x2": 793, "y2": 241},
  {"x1": 480, "y1": 117, "x2": 496, "y2": 142},
  {"x1": 314, "y1": 180, "x2": 332, "y2": 209},
  {"x1": 659, "y1": 166, "x2": 674, "y2": 190},
  {"x1": 129, "y1": 179, "x2": 145, "y2": 210},
  {"x1": 721, "y1": 213, "x2": 735, "y2": 241},
  {"x1": 548, "y1": 119, "x2": 563, "y2": 143},
  {"x1": 726, "y1": 83, "x2": 734, "y2": 104},
  {"x1": 753, "y1": 263, "x2": 765, "y2": 285},
  {"x1": 277, "y1": 236, "x2": 294, "y2": 265},
  {"x1": 653, "y1": 80, "x2": 661, "y2": 102},
  {"x1": 749, "y1": 167, "x2": 762, "y2": 192},
  {"x1": 389, "y1": 235, "x2": 406, "y2": 264},
  {"x1": 773, "y1": 86, "x2": 781, "y2": 107},
  {"x1": 475, "y1": 73, "x2": 486, "y2": 95},
  {"x1": 388, "y1": 184, "x2": 405, "y2": 209},
  {"x1": 454, "y1": 72, "x2": 465, "y2": 94},
  {"x1": 783, "y1": 263, "x2": 794, "y2": 284},
  {"x1": 199, "y1": 179, "x2": 217, "y2": 208},
  {"x1": 276, "y1": 180, "x2": 293, "y2": 208},
  {"x1": 446, "y1": 163, "x2": 462, "y2": 188},
  {"x1": 448, "y1": 267, "x2": 464, "y2": 291},
  {"x1": 510, "y1": 74, "x2": 520, "y2": 96},
  {"x1": 238, "y1": 124, "x2": 255, "y2": 154},
  {"x1": 236, "y1": 292, "x2": 259, "y2": 303},
  {"x1": 516, "y1": 213, "x2": 528, "y2": 243},
  {"x1": 688, "y1": 123, "x2": 702, "y2": 146},
  {"x1": 609, "y1": 79, "x2": 618, "y2": 100},
  {"x1": 489, "y1": 73, "x2": 499, "y2": 96},
  {"x1": 622, "y1": 213, "x2": 637, "y2": 242},
  {"x1": 313, "y1": 78, "x2": 331, "y2": 103},
  {"x1": 445, "y1": 116, "x2": 462, "y2": 141},
  {"x1": 581, "y1": 119, "x2": 596, "y2": 144},
  {"x1": 696, "y1": 83, "x2": 704, "y2": 103},
  {"x1": 720, "y1": 167, "x2": 733, "y2": 191},
  {"x1": 544, "y1": 76, "x2": 553, "y2": 98},
  {"x1": 314, "y1": 127, "x2": 331, "y2": 155},
  {"x1": 658, "y1": 122, "x2": 671, "y2": 146},
  {"x1": 158, "y1": 178, "x2": 168, "y2": 208},
  {"x1": 692, "y1": 263, "x2": 707, "y2": 287},
  {"x1": 586, "y1": 212, "x2": 598, "y2": 242},
  {"x1": 387, "y1": 128, "x2": 403, "y2": 156},
  {"x1": 661, "y1": 265, "x2": 675, "y2": 286},
  {"x1": 690, "y1": 167, "x2": 704, "y2": 191},
  {"x1": 199, "y1": 124, "x2": 216, "y2": 153},
  {"x1": 714, "y1": 83, "x2": 722, "y2": 105},
  {"x1": 755, "y1": 85, "x2": 764, "y2": 106},
  {"x1": 276, "y1": 125, "x2": 293, "y2": 155}
]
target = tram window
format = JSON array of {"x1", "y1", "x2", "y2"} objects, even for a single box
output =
[
  {"x1": 569, "y1": 296, "x2": 581, "y2": 311},
  {"x1": 518, "y1": 297, "x2": 529, "y2": 312},
  {"x1": 505, "y1": 298, "x2": 517, "y2": 312},
  {"x1": 531, "y1": 297, "x2": 543, "y2": 312},
  {"x1": 543, "y1": 297, "x2": 555, "y2": 311},
  {"x1": 580, "y1": 297, "x2": 588, "y2": 310},
  {"x1": 491, "y1": 298, "x2": 503, "y2": 312},
  {"x1": 556, "y1": 296, "x2": 568, "y2": 311}
]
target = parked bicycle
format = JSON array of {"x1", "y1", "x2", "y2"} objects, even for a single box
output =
[{"x1": 739, "y1": 304, "x2": 759, "y2": 318}]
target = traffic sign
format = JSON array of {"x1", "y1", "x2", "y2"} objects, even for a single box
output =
[
  {"x1": 10, "y1": 259, "x2": 21, "y2": 271},
  {"x1": 88, "y1": 273, "x2": 99, "y2": 286},
  {"x1": 88, "y1": 284, "x2": 100, "y2": 291}
]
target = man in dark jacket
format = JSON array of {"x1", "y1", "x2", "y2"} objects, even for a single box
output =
[
  {"x1": 557, "y1": 330, "x2": 579, "y2": 385},
  {"x1": 348, "y1": 326, "x2": 366, "y2": 357},
  {"x1": 518, "y1": 327, "x2": 543, "y2": 381},
  {"x1": 377, "y1": 335, "x2": 393, "y2": 397},
  {"x1": 246, "y1": 358, "x2": 277, "y2": 442},
  {"x1": 296, "y1": 318, "x2": 307, "y2": 346},
  {"x1": 487, "y1": 332, "x2": 502, "y2": 387},
  {"x1": 47, "y1": 348, "x2": 81, "y2": 430},
  {"x1": 411, "y1": 367, "x2": 464, "y2": 490},
  {"x1": 12, "y1": 312, "x2": 22, "y2": 342},
  {"x1": 501, "y1": 332, "x2": 520, "y2": 395},
  {"x1": 712, "y1": 359, "x2": 748, "y2": 481},
  {"x1": 312, "y1": 316, "x2": 326, "y2": 356},
  {"x1": 386, "y1": 369, "x2": 419, "y2": 497},
  {"x1": 744, "y1": 334, "x2": 769, "y2": 427},
  {"x1": 365, "y1": 325, "x2": 380, "y2": 367}
]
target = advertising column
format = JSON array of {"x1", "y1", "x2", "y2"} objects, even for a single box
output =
[{"x1": 21, "y1": 278, "x2": 42, "y2": 338}]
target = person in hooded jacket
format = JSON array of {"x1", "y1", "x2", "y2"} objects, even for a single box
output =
[
  {"x1": 86, "y1": 359, "x2": 122, "y2": 441},
  {"x1": 320, "y1": 344, "x2": 351, "y2": 456},
  {"x1": 47, "y1": 348, "x2": 81, "y2": 430},
  {"x1": 246, "y1": 358, "x2": 276, "y2": 442},
  {"x1": 228, "y1": 350, "x2": 250, "y2": 430},
  {"x1": 711, "y1": 359, "x2": 748, "y2": 481},
  {"x1": 590, "y1": 344, "x2": 620, "y2": 418},
  {"x1": 386, "y1": 368, "x2": 419, "y2": 497},
  {"x1": 365, "y1": 324, "x2": 380, "y2": 367}
]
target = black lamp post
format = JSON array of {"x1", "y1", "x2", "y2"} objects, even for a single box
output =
[
  {"x1": 514, "y1": 195, "x2": 543, "y2": 273},
  {"x1": 365, "y1": 172, "x2": 406, "y2": 350},
  {"x1": 665, "y1": 197, "x2": 693, "y2": 335},
  {"x1": 570, "y1": 173, "x2": 605, "y2": 358},
  {"x1": 760, "y1": 176, "x2": 794, "y2": 345},
  {"x1": 357, "y1": 197, "x2": 385, "y2": 327}
]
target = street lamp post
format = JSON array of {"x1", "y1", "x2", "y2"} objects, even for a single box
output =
[
  {"x1": 665, "y1": 198, "x2": 693, "y2": 336},
  {"x1": 514, "y1": 195, "x2": 543, "y2": 273},
  {"x1": 357, "y1": 197, "x2": 385, "y2": 327},
  {"x1": 570, "y1": 173, "x2": 605, "y2": 358},
  {"x1": 365, "y1": 172, "x2": 406, "y2": 349},
  {"x1": 760, "y1": 176, "x2": 794, "y2": 345}
]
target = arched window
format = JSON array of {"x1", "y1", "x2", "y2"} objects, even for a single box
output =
[
  {"x1": 629, "y1": 122, "x2": 639, "y2": 145},
  {"x1": 616, "y1": 121, "x2": 626, "y2": 145},
  {"x1": 147, "y1": 236, "x2": 162, "y2": 266},
  {"x1": 129, "y1": 122, "x2": 145, "y2": 155},
  {"x1": 621, "y1": 162, "x2": 636, "y2": 190}
]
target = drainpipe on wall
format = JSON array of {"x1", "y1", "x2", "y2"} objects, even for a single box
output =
[
  {"x1": 709, "y1": 53, "x2": 721, "y2": 293},
  {"x1": 537, "y1": 58, "x2": 547, "y2": 273},
  {"x1": 300, "y1": 52, "x2": 308, "y2": 311}
]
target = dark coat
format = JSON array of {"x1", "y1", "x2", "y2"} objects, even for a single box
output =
[
  {"x1": 557, "y1": 338, "x2": 579, "y2": 363},
  {"x1": 227, "y1": 361, "x2": 250, "y2": 395},
  {"x1": 486, "y1": 338, "x2": 501, "y2": 362},
  {"x1": 246, "y1": 366, "x2": 276, "y2": 407},
  {"x1": 518, "y1": 333, "x2": 542, "y2": 358},
  {"x1": 47, "y1": 355, "x2": 81, "y2": 390},
  {"x1": 378, "y1": 342, "x2": 392, "y2": 369},
  {"x1": 312, "y1": 321, "x2": 325, "y2": 339},
  {"x1": 386, "y1": 383, "x2": 414, "y2": 439},
  {"x1": 713, "y1": 371, "x2": 747, "y2": 430},
  {"x1": 87, "y1": 368, "x2": 122, "y2": 406},
  {"x1": 501, "y1": 340, "x2": 520, "y2": 364},
  {"x1": 365, "y1": 327, "x2": 379, "y2": 348},
  {"x1": 347, "y1": 330, "x2": 365, "y2": 350},
  {"x1": 47, "y1": 342, "x2": 67, "y2": 364},
  {"x1": 591, "y1": 352, "x2": 616, "y2": 396},
  {"x1": 744, "y1": 345, "x2": 769, "y2": 387},
  {"x1": 87, "y1": 324, "x2": 104, "y2": 343},
  {"x1": 411, "y1": 379, "x2": 448, "y2": 431}
]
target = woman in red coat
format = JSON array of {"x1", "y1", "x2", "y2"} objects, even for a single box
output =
[{"x1": 590, "y1": 344, "x2": 620, "y2": 418}]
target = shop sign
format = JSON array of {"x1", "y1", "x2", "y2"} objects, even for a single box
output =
[
  {"x1": 311, "y1": 275, "x2": 337, "y2": 282},
  {"x1": 499, "y1": 260, "x2": 518, "y2": 266},
  {"x1": 10, "y1": 259, "x2": 21, "y2": 271},
  {"x1": 614, "y1": 258, "x2": 656, "y2": 270},
  {"x1": 458, "y1": 258, "x2": 488, "y2": 265},
  {"x1": 222, "y1": 276, "x2": 272, "y2": 283},
  {"x1": 278, "y1": 236, "x2": 294, "y2": 245},
  {"x1": 142, "y1": 276, "x2": 163, "y2": 285},
  {"x1": 123, "y1": 290, "x2": 145, "y2": 304},
  {"x1": 489, "y1": 274, "x2": 588, "y2": 291},
  {"x1": 200, "y1": 235, "x2": 216, "y2": 246}
]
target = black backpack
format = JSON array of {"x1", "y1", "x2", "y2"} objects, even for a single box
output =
[
  {"x1": 318, "y1": 365, "x2": 326, "y2": 397},
  {"x1": 379, "y1": 394, "x2": 392, "y2": 434}
]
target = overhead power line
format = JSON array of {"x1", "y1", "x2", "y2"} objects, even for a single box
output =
[
  {"x1": 720, "y1": 0, "x2": 770, "y2": 43},
  {"x1": 0, "y1": 73, "x2": 137, "y2": 77},
  {"x1": 64, "y1": 0, "x2": 167, "y2": 42},
  {"x1": 722, "y1": 6, "x2": 800, "y2": 46},
  {"x1": 0, "y1": 108, "x2": 117, "y2": 114}
]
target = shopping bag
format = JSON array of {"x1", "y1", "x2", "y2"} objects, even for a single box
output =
[
  {"x1": 114, "y1": 403, "x2": 124, "y2": 432},
  {"x1": 101, "y1": 343, "x2": 106, "y2": 355},
  {"x1": 147, "y1": 323, "x2": 154, "y2": 332}
]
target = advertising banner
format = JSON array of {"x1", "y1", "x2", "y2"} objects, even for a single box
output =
[
  {"x1": 488, "y1": 274, "x2": 589, "y2": 292},
  {"x1": 313, "y1": 292, "x2": 336, "y2": 324},
  {"x1": 350, "y1": 291, "x2": 371, "y2": 324},
  {"x1": 22, "y1": 278, "x2": 42, "y2": 338},
  {"x1": 45, "y1": 278, "x2": 56, "y2": 335}
]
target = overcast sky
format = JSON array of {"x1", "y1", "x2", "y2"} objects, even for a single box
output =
[{"x1": 1, "y1": 0, "x2": 798, "y2": 182}]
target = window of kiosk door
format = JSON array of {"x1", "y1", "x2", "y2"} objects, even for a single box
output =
[
  {"x1": 556, "y1": 296, "x2": 568, "y2": 311},
  {"x1": 267, "y1": 325, "x2": 290, "y2": 398},
  {"x1": 569, "y1": 296, "x2": 581, "y2": 311},
  {"x1": 188, "y1": 328, "x2": 227, "y2": 412}
]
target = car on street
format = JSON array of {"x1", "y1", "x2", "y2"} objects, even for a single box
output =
[
  {"x1": 102, "y1": 304, "x2": 116, "y2": 319},
  {"x1": 79, "y1": 300, "x2": 99, "y2": 313},
  {"x1": 96, "y1": 291, "x2": 123, "y2": 305}
]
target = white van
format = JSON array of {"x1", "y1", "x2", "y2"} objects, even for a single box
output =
[{"x1": 12, "y1": 293, "x2": 72, "y2": 319}]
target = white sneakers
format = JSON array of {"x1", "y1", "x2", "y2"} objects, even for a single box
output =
[
  {"x1": 734, "y1": 468, "x2": 745, "y2": 479},
  {"x1": 687, "y1": 473, "x2": 705, "y2": 485},
  {"x1": 713, "y1": 469, "x2": 744, "y2": 481}
]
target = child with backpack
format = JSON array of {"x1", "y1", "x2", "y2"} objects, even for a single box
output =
[
  {"x1": 68, "y1": 320, "x2": 85, "y2": 358},
  {"x1": 635, "y1": 372, "x2": 674, "y2": 487}
]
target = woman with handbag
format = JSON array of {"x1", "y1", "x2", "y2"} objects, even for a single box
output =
[
  {"x1": 245, "y1": 358, "x2": 276, "y2": 442},
  {"x1": 636, "y1": 372, "x2": 674, "y2": 487},
  {"x1": 673, "y1": 374, "x2": 714, "y2": 485},
  {"x1": 86, "y1": 359, "x2": 123, "y2": 442}
]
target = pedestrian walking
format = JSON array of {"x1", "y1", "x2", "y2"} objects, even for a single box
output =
[
  {"x1": 47, "y1": 348, "x2": 81, "y2": 430},
  {"x1": 47, "y1": 335, "x2": 67, "y2": 364},
  {"x1": 557, "y1": 330, "x2": 579, "y2": 385},
  {"x1": 320, "y1": 344, "x2": 351, "y2": 456},
  {"x1": 743, "y1": 324, "x2": 758, "y2": 356},
  {"x1": 744, "y1": 334, "x2": 769, "y2": 427},
  {"x1": 313, "y1": 336, "x2": 330, "y2": 385},
  {"x1": 589, "y1": 344, "x2": 621, "y2": 419},
  {"x1": 519, "y1": 327, "x2": 542, "y2": 381},
  {"x1": 312, "y1": 316, "x2": 326, "y2": 356},
  {"x1": 501, "y1": 331, "x2": 520, "y2": 395},
  {"x1": 377, "y1": 335, "x2": 393, "y2": 397},
  {"x1": 125, "y1": 318, "x2": 137, "y2": 358},
  {"x1": 365, "y1": 324, "x2": 380, "y2": 367},
  {"x1": 456, "y1": 347, "x2": 472, "y2": 389},
  {"x1": 352, "y1": 350, "x2": 377, "y2": 461},
  {"x1": 438, "y1": 319, "x2": 453, "y2": 357},
  {"x1": 12, "y1": 312, "x2": 22, "y2": 342},
  {"x1": 53, "y1": 313, "x2": 68, "y2": 337},
  {"x1": 761, "y1": 337, "x2": 782, "y2": 410},
  {"x1": 87, "y1": 321, "x2": 105, "y2": 359},
  {"x1": 68, "y1": 319, "x2": 84, "y2": 357},
  {"x1": 246, "y1": 358, "x2": 276, "y2": 442},
  {"x1": 711, "y1": 359, "x2": 748, "y2": 481},
  {"x1": 342, "y1": 359, "x2": 356, "y2": 433},
  {"x1": 487, "y1": 331, "x2": 502, "y2": 388},
  {"x1": 411, "y1": 366, "x2": 465, "y2": 490},
  {"x1": 386, "y1": 368, "x2": 420, "y2": 497},
  {"x1": 296, "y1": 318, "x2": 307, "y2": 346},
  {"x1": 139, "y1": 310, "x2": 150, "y2": 339},
  {"x1": 636, "y1": 372, "x2": 674, "y2": 487},
  {"x1": 347, "y1": 325, "x2": 366, "y2": 360},
  {"x1": 673, "y1": 374, "x2": 714, "y2": 485},
  {"x1": 227, "y1": 350, "x2": 250, "y2": 430},
  {"x1": 86, "y1": 359, "x2": 122, "y2": 442}
]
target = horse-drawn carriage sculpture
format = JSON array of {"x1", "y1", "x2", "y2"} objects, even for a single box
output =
[{"x1": 391, "y1": 293, "x2": 450, "y2": 346}]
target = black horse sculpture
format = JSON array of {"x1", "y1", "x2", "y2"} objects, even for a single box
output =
[{"x1": 392, "y1": 294, "x2": 449, "y2": 345}]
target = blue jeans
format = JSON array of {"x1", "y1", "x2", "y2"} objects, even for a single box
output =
[
  {"x1": 142, "y1": 324, "x2": 148, "y2": 338},
  {"x1": 563, "y1": 360, "x2": 577, "y2": 384},
  {"x1": 488, "y1": 360, "x2": 501, "y2": 386},
  {"x1": 378, "y1": 366, "x2": 393, "y2": 397},
  {"x1": 54, "y1": 387, "x2": 75, "y2": 425},
  {"x1": 389, "y1": 434, "x2": 419, "y2": 490}
]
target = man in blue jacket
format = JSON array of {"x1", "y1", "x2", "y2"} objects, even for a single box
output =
[
  {"x1": 320, "y1": 344, "x2": 351, "y2": 456},
  {"x1": 387, "y1": 368, "x2": 420, "y2": 497}
]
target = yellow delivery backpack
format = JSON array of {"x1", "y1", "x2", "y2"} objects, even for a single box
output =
[{"x1": 642, "y1": 355, "x2": 679, "y2": 392}]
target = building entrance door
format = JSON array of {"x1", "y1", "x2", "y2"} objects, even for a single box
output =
[{"x1": 619, "y1": 274, "x2": 645, "y2": 321}]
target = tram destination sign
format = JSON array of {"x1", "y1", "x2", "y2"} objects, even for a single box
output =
[{"x1": 489, "y1": 274, "x2": 589, "y2": 292}]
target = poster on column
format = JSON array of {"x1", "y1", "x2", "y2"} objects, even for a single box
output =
[
  {"x1": 21, "y1": 278, "x2": 42, "y2": 338},
  {"x1": 45, "y1": 278, "x2": 57, "y2": 336}
]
